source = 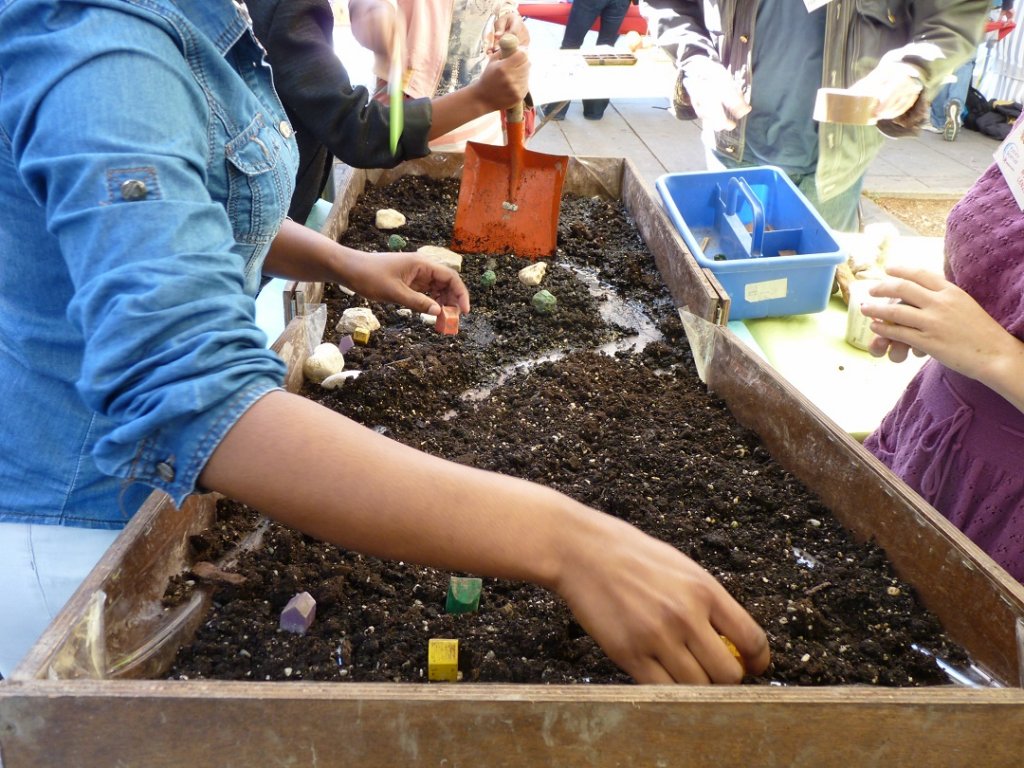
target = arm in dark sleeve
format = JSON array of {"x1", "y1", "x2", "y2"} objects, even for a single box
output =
[
  {"x1": 899, "y1": 0, "x2": 990, "y2": 90},
  {"x1": 251, "y1": 0, "x2": 431, "y2": 169}
]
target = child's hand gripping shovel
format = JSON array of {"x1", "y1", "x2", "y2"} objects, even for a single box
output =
[{"x1": 451, "y1": 35, "x2": 568, "y2": 259}]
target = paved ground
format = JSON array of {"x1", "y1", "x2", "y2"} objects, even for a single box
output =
[{"x1": 526, "y1": 96, "x2": 1000, "y2": 201}]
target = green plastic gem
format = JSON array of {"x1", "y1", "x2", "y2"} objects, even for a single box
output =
[
  {"x1": 445, "y1": 576, "x2": 482, "y2": 614},
  {"x1": 480, "y1": 269, "x2": 497, "y2": 288},
  {"x1": 387, "y1": 234, "x2": 407, "y2": 251},
  {"x1": 531, "y1": 289, "x2": 557, "y2": 314}
]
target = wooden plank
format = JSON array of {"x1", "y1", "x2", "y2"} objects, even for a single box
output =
[
  {"x1": 703, "y1": 324, "x2": 1024, "y2": 683},
  {"x1": 1, "y1": 680, "x2": 1023, "y2": 767}
]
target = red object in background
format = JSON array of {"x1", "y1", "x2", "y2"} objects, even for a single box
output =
[
  {"x1": 985, "y1": 19, "x2": 1017, "y2": 41},
  {"x1": 517, "y1": 3, "x2": 648, "y2": 35}
]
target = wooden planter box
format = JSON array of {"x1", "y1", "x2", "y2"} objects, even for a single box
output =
[{"x1": 2, "y1": 155, "x2": 1023, "y2": 768}]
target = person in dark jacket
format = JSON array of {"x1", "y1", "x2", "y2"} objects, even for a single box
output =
[
  {"x1": 246, "y1": 0, "x2": 530, "y2": 224},
  {"x1": 639, "y1": 0, "x2": 989, "y2": 232},
  {"x1": 541, "y1": 0, "x2": 633, "y2": 121}
]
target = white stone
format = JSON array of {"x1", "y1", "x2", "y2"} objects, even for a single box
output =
[
  {"x1": 518, "y1": 261, "x2": 548, "y2": 286},
  {"x1": 303, "y1": 343, "x2": 345, "y2": 383},
  {"x1": 395, "y1": 308, "x2": 413, "y2": 318},
  {"x1": 335, "y1": 307, "x2": 381, "y2": 334},
  {"x1": 321, "y1": 370, "x2": 362, "y2": 389},
  {"x1": 375, "y1": 208, "x2": 406, "y2": 229},
  {"x1": 420, "y1": 312, "x2": 438, "y2": 325},
  {"x1": 417, "y1": 245, "x2": 463, "y2": 272}
]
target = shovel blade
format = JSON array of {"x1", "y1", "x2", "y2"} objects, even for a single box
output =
[{"x1": 452, "y1": 138, "x2": 567, "y2": 259}]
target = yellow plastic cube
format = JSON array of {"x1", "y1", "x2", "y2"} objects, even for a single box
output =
[{"x1": 428, "y1": 638, "x2": 459, "y2": 682}]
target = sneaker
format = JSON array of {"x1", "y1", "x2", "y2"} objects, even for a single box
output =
[
  {"x1": 922, "y1": 123, "x2": 942, "y2": 134},
  {"x1": 943, "y1": 99, "x2": 961, "y2": 141}
]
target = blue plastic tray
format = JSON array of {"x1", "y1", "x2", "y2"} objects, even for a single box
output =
[{"x1": 655, "y1": 166, "x2": 845, "y2": 320}]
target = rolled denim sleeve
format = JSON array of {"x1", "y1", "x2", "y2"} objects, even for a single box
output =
[{"x1": 1, "y1": 6, "x2": 290, "y2": 505}]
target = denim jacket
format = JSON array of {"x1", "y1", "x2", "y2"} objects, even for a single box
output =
[
  {"x1": 0, "y1": 0, "x2": 296, "y2": 526},
  {"x1": 640, "y1": 0, "x2": 988, "y2": 200}
]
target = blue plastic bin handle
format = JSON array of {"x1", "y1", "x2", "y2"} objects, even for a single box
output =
[{"x1": 725, "y1": 177, "x2": 765, "y2": 257}]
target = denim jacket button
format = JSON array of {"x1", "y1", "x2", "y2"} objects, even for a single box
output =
[
  {"x1": 278, "y1": 120, "x2": 293, "y2": 139},
  {"x1": 120, "y1": 179, "x2": 148, "y2": 201},
  {"x1": 155, "y1": 461, "x2": 175, "y2": 482}
]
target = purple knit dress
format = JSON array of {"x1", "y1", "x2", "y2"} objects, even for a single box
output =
[{"x1": 864, "y1": 163, "x2": 1024, "y2": 582}]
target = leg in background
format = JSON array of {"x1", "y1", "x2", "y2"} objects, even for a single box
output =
[
  {"x1": 582, "y1": 0, "x2": 632, "y2": 120},
  {"x1": 929, "y1": 59, "x2": 974, "y2": 137},
  {"x1": 541, "y1": 0, "x2": 627, "y2": 121}
]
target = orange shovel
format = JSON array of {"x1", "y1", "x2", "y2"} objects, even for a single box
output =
[{"x1": 451, "y1": 35, "x2": 568, "y2": 260}]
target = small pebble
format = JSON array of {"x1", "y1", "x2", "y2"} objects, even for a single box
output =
[
  {"x1": 480, "y1": 269, "x2": 497, "y2": 288},
  {"x1": 321, "y1": 370, "x2": 361, "y2": 390},
  {"x1": 531, "y1": 289, "x2": 557, "y2": 314},
  {"x1": 387, "y1": 233, "x2": 407, "y2": 251},
  {"x1": 303, "y1": 342, "x2": 344, "y2": 383},
  {"x1": 336, "y1": 307, "x2": 380, "y2": 334},
  {"x1": 518, "y1": 261, "x2": 548, "y2": 286},
  {"x1": 375, "y1": 208, "x2": 406, "y2": 229}
]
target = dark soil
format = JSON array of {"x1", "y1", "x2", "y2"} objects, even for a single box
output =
[{"x1": 167, "y1": 176, "x2": 974, "y2": 687}]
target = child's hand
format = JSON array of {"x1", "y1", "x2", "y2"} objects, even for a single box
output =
[
  {"x1": 348, "y1": 0, "x2": 396, "y2": 58},
  {"x1": 491, "y1": 9, "x2": 530, "y2": 51},
  {"x1": 474, "y1": 47, "x2": 530, "y2": 112},
  {"x1": 343, "y1": 251, "x2": 471, "y2": 318},
  {"x1": 556, "y1": 512, "x2": 770, "y2": 684}
]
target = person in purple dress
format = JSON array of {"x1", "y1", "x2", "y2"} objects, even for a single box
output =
[{"x1": 861, "y1": 162, "x2": 1024, "y2": 581}]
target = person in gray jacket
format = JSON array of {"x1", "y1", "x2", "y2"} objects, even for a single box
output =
[{"x1": 639, "y1": 0, "x2": 989, "y2": 231}]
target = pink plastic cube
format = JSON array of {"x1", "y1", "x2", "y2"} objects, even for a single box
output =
[{"x1": 435, "y1": 306, "x2": 460, "y2": 336}]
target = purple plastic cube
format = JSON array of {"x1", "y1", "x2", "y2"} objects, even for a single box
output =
[
  {"x1": 280, "y1": 591, "x2": 317, "y2": 634},
  {"x1": 337, "y1": 335, "x2": 355, "y2": 355}
]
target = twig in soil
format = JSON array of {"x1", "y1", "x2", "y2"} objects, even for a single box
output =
[{"x1": 804, "y1": 581, "x2": 832, "y2": 597}]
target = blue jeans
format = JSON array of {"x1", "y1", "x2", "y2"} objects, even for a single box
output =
[
  {"x1": 544, "y1": 0, "x2": 631, "y2": 120},
  {"x1": 930, "y1": 60, "x2": 973, "y2": 129},
  {"x1": 0, "y1": 523, "x2": 119, "y2": 677}
]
